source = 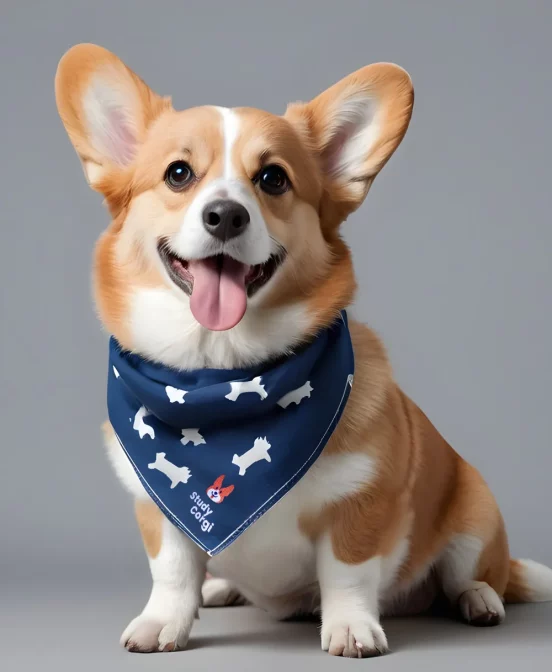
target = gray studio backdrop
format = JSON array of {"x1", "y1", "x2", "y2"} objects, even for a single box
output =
[{"x1": 1, "y1": 1, "x2": 551, "y2": 600}]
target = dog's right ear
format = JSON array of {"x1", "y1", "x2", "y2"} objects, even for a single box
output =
[{"x1": 55, "y1": 43, "x2": 171, "y2": 191}]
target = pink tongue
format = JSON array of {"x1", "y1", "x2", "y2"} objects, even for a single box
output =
[{"x1": 188, "y1": 257, "x2": 248, "y2": 331}]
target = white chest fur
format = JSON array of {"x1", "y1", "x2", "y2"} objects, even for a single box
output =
[
  {"x1": 209, "y1": 484, "x2": 316, "y2": 599},
  {"x1": 208, "y1": 452, "x2": 377, "y2": 600}
]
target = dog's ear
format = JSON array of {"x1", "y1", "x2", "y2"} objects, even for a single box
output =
[
  {"x1": 221, "y1": 485, "x2": 234, "y2": 498},
  {"x1": 55, "y1": 43, "x2": 171, "y2": 191},
  {"x1": 212, "y1": 475, "x2": 224, "y2": 490},
  {"x1": 286, "y1": 63, "x2": 413, "y2": 224}
]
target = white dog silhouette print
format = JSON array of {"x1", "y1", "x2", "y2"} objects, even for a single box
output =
[
  {"x1": 180, "y1": 429, "x2": 206, "y2": 446},
  {"x1": 225, "y1": 376, "x2": 267, "y2": 402},
  {"x1": 133, "y1": 406, "x2": 155, "y2": 439},
  {"x1": 232, "y1": 437, "x2": 271, "y2": 476},
  {"x1": 166, "y1": 386, "x2": 188, "y2": 404},
  {"x1": 148, "y1": 453, "x2": 191, "y2": 488},
  {"x1": 277, "y1": 381, "x2": 314, "y2": 409}
]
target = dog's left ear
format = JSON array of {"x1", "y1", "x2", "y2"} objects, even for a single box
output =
[
  {"x1": 286, "y1": 63, "x2": 413, "y2": 223},
  {"x1": 55, "y1": 43, "x2": 171, "y2": 191}
]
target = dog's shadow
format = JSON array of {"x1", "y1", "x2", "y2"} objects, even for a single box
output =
[
  {"x1": 188, "y1": 610, "x2": 318, "y2": 651},
  {"x1": 383, "y1": 603, "x2": 552, "y2": 653},
  {"x1": 188, "y1": 604, "x2": 551, "y2": 654}
]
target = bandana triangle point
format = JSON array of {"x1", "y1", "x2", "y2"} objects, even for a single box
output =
[{"x1": 108, "y1": 311, "x2": 354, "y2": 554}]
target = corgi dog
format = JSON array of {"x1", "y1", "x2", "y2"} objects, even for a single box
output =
[
  {"x1": 55, "y1": 44, "x2": 552, "y2": 658},
  {"x1": 207, "y1": 476, "x2": 235, "y2": 504}
]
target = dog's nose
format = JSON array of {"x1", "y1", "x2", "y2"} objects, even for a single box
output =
[{"x1": 202, "y1": 199, "x2": 250, "y2": 241}]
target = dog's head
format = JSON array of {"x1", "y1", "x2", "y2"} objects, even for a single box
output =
[{"x1": 55, "y1": 44, "x2": 413, "y2": 368}]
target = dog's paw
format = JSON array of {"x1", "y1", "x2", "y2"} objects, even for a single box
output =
[
  {"x1": 458, "y1": 582, "x2": 505, "y2": 627},
  {"x1": 121, "y1": 614, "x2": 191, "y2": 653},
  {"x1": 321, "y1": 615, "x2": 389, "y2": 658},
  {"x1": 202, "y1": 577, "x2": 247, "y2": 607}
]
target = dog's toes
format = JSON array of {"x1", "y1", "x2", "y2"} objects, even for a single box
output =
[
  {"x1": 122, "y1": 617, "x2": 164, "y2": 653},
  {"x1": 322, "y1": 617, "x2": 389, "y2": 658},
  {"x1": 121, "y1": 614, "x2": 191, "y2": 653},
  {"x1": 202, "y1": 577, "x2": 247, "y2": 607},
  {"x1": 458, "y1": 583, "x2": 505, "y2": 627}
]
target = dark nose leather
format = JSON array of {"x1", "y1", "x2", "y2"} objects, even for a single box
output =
[{"x1": 202, "y1": 199, "x2": 250, "y2": 241}]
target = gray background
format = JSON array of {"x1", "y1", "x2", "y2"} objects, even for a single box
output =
[{"x1": 1, "y1": 1, "x2": 551, "y2": 669}]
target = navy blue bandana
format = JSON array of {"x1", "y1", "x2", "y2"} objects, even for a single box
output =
[{"x1": 107, "y1": 312, "x2": 354, "y2": 555}]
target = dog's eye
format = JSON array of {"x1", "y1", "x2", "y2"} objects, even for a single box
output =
[
  {"x1": 165, "y1": 161, "x2": 195, "y2": 191},
  {"x1": 257, "y1": 165, "x2": 290, "y2": 196}
]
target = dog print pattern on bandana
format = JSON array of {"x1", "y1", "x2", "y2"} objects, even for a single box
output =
[{"x1": 107, "y1": 312, "x2": 354, "y2": 555}]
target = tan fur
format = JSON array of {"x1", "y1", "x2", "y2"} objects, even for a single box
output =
[
  {"x1": 135, "y1": 499, "x2": 164, "y2": 559},
  {"x1": 101, "y1": 419, "x2": 114, "y2": 440},
  {"x1": 301, "y1": 320, "x2": 511, "y2": 593}
]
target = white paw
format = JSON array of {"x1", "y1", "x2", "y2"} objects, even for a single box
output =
[
  {"x1": 458, "y1": 582, "x2": 505, "y2": 626},
  {"x1": 202, "y1": 577, "x2": 246, "y2": 607},
  {"x1": 321, "y1": 615, "x2": 389, "y2": 658},
  {"x1": 121, "y1": 613, "x2": 192, "y2": 653}
]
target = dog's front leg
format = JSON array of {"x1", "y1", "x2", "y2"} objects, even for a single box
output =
[
  {"x1": 317, "y1": 534, "x2": 388, "y2": 658},
  {"x1": 121, "y1": 499, "x2": 207, "y2": 653}
]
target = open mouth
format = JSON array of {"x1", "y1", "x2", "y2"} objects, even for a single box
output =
[{"x1": 158, "y1": 239, "x2": 285, "y2": 331}]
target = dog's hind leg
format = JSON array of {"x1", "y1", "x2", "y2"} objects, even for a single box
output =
[
  {"x1": 436, "y1": 461, "x2": 509, "y2": 626},
  {"x1": 438, "y1": 531, "x2": 507, "y2": 626}
]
